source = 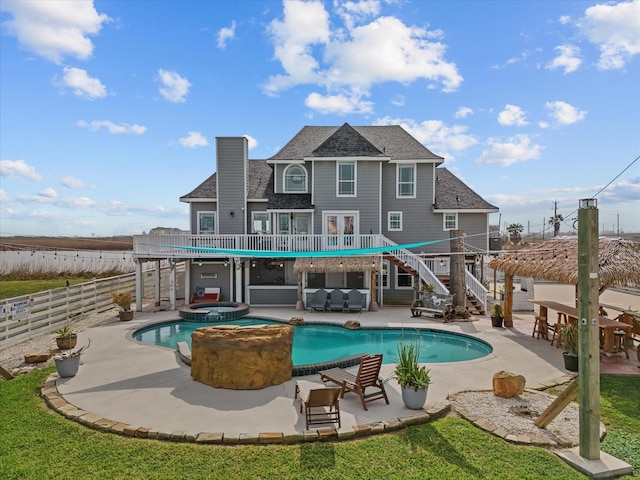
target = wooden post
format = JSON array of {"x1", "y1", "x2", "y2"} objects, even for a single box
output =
[
  {"x1": 503, "y1": 274, "x2": 514, "y2": 327},
  {"x1": 449, "y1": 230, "x2": 466, "y2": 309},
  {"x1": 534, "y1": 378, "x2": 579, "y2": 428},
  {"x1": 369, "y1": 268, "x2": 379, "y2": 311},
  {"x1": 577, "y1": 199, "x2": 600, "y2": 460},
  {"x1": 0, "y1": 365, "x2": 14, "y2": 380},
  {"x1": 296, "y1": 272, "x2": 304, "y2": 311}
]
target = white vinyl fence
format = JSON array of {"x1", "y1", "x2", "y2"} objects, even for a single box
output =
[{"x1": 0, "y1": 269, "x2": 174, "y2": 349}]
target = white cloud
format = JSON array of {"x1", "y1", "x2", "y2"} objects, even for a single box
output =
[
  {"x1": 243, "y1": 134, "x2": 258, "y2": 150},
  {"x1": 559, "y1": 15, "x2": 572, "y2": 25},
  {"x1": 375, "y1": 117, "x2": 478, "y2": 156},
  {"x1": 578, "y1": 0, "x2": 640, "y2": 70},
  {"x1": 158, "y1": 69, "x2": 191, "y2": 103},
  {"x1": 38, "y1": 187, "x2": 58, "y2": 198},
  {"x1": 264, "y1": 1, "x2": 462, "y2": 113},
  {"x1": 178, "y1": 131, "x2": 208, "y2": 148},
  {"x1": 335, "y1": 0, "x2": 381, "y2": 29},
  {"x1": 0, "y1": 0, "x2": 110, "y2": 64},
  {"x1": 497, "y1": 104, "x2": 528, "y2": 126},
  {"x1": 0, "y1": 159, "x2": 43, "y2": 181},
  {"x1": 391, "y1": 94, "x2": 405, "y2": 107},
  {"x1": 0, "y1": 189, "x2": 9, "y2": 203},
  {"x1": 305, "y1": 91, "x2": 373, "y2": 114},
  {"x1": 57, "y1": 67, "x2": 106, "y2": 99},
  {"x1": 455, "y1": 106, "x2": 473, "y2": 119},
  {"x1": 545, "y1": 100, "x2": 587, "y2": 125},
  {"x1": 538, "y1": 121, "x2": 550, "y2": 129},
  {"x1": 217, "y1": 21, "x2": 236, "y2": 49},
  {"x1": 476, "y1": 134, "x2": 542, "y2": 166},
  {"x1": 61, "y1": 176, "x2": 91, "y2": 188},
  {"x1": 77, "y1": 120, "x2": 146, "y2": 134},
  {"x1": 546, "y1": 44, "x2": 582, "y2": 74}
]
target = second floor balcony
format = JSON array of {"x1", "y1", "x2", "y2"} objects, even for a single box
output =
[{"x1": 133, "y1": 234, "x2": 385, "y2": 260}]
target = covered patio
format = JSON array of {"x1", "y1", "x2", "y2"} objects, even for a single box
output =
[{"x1": 488, "y1": 237, "x2": 640, "y2": 327}]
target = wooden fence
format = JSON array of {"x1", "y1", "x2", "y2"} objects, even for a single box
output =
[{"x1": 0, "y1": 270, "x2": 173, "y2": 350}]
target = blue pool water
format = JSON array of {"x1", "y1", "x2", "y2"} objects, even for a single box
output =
[{"x1": 133, "y1": 319, "x2": 492, "y2": 366}]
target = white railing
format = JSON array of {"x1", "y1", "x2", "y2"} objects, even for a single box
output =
[
  {"x1": 465, "y1": 270, "x2": 487, "y2": 308},
  {"x1": 133, "y1": 234, "x2": 382, "y2": 257},
  {"x1": 378, "y1": 238, "x2": 448, "y2": 295},
  {"x1": 0, "y1": 270, "x2": 173, "y2": 350}
]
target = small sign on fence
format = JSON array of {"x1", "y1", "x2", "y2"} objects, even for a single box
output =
[{"x1": 0, "y1": 298, "x2": 31, "y2": 320}]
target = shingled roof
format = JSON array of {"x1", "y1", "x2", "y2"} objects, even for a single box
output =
[
  {"x1": 434, "y1": 168, "x2": 498, "y2": 211},
  {"x1": 268, "y1": 123, "x2": 443, "y2": 162},
  {"x1": 180, "y1": 160, "x2": 273, "y2": 201}
]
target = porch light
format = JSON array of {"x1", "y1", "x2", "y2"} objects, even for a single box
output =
[
  {"x1": 224, "y1": 261, "x2": 228, "y2": 267},
  {"x1": 279, "y1": 261, "x2": 284, "y2": 268},
  {"x1": 198, "y1": 260, "x2": 202, "y2": 266},
  {"x1": 251, "y1": 260, "x2": 256, "y2": 268},
  {"x1": 310, "y1": 261, "x2": 314, "y2": 268},
  {"x1": 339, "y1": 261, "x2": 343, "y2": 268}
]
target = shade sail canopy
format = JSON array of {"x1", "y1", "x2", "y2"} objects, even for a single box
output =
[
  {"x1": 294, "y1": 256, "x2": 380, "y2": 273},
  {"x1": 488, "y1": 237, "x2": 640, "y2": 289}
]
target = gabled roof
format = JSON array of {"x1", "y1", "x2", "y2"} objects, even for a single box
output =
[
  {"x1": 311, "y1": 123, "x2": 384, "y2": 157},
  {"x1": 434, "y1": 167, "x2": 498, "y2": 211},
  {"x1": 268, "y1": 123, "x2": 443, "y2": 163}
]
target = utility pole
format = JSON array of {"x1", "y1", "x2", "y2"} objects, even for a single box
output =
[
  {"x1": 542, "y1": 218, "x2": 545, "y2": 240},
  {"x1": 577, "y1": 198, "x2": 600, "y2": 459}
]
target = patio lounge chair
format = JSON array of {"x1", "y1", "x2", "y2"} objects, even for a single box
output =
[
  {"x1": 309, "y1": 290, "x2": 328, "y2": 311},
  {"x1": 295, "y1": 380, "x2": 341, "y2": 429},
  {"x1": 345, "y1": 289, "x2": 363, "y2": 312},
  {"x1": 329, "y1": 289, "x2": 346, "y2": 312},
  {"x1": 319, "y1": 354, "x2": 389, "y2": 411}
]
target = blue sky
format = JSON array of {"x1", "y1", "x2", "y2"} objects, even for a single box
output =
[{"x1": 1, "y1": 0, "x2": 638, "y2": 239}]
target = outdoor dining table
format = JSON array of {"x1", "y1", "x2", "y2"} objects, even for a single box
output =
[{"x1": 529, "y1": 299, "x2": 631, "y2": 355}]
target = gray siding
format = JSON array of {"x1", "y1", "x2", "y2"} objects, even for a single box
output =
[
  {"x1": 189, "y1": 263, "x2": 232, "y2": 301},
  {"x1": 216, "y1": 137, "x2": 247, "y2": 234},
  {"x1": 458, "y1": 213, "x2": 489, "y2": 251},
  {"x1": 311, "y1": 160, "x2": 381, "y2": 234}
]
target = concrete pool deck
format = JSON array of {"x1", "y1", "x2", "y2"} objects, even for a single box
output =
[{"x1": 45, "y1": 284, "x2": 639, "y2": 443}]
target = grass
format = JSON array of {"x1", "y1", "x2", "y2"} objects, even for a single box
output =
[
  {"x1": 2, "y1": 370, "x2": 638, "y2": 479},
  {"x1": 0, "y1": 278, "x2": 95, "y2": 300}
]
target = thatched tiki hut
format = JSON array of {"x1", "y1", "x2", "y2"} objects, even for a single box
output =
[
  {"x1": 488, "y1": 237, "x2": 640, "y2": 326},
  {"x1": 293, "y1": 256, "x2": 380, "y2": 311}
]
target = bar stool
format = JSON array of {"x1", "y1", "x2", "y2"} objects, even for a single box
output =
[
  {"x1": 532, "y1": 315, "x2": 549, "y2": 340},
  {"x1": 613, "y1": 331, "x2": 629, "y2": 359},
  {"x1": 551, "y1": 313, "x2": 568, "y2": 348}
]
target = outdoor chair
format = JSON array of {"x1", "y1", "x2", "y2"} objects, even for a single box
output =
[
  {"x1": 328, "y1": 289, "x2": 346, "y2": 312},
  {"x1": 295, "y1": 380, "x2": 341, "y2": 430},
  {"x1": 345, "y1": 290, "x2": 363, "y2": 312},
  {"x1": 319, "y1": 353, "x2": 389, "y2": 411},
  {"x1": 309, "y1": 290, "x2": 328, "y2": 311}
]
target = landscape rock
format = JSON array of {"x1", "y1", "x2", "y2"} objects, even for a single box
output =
[
  {"x1": 191, "y1": 324, "x2": 293, "y2": 390},
  {"x1": 492, "y1": 371, "x2": 526, "y2": 398},
  {"x1": 289, "y1": 317, "x2": 304, "y2": 325},
  {"x1": 24, "y1": 352, "x2": 52, "y2": 364},
  {"x1": 344, "y1": 320, "x2": 361, "y2": 330}
]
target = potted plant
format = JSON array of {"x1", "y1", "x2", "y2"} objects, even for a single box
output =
[
  {"x1": 562, "y1": 324, "x2": 579, "y2": 372},
  {"x1": 54, "y1": 339, "x2": 90, "y2": 378},
  {"x1": 54, "y1": 325, "x2": 78, "y2": 350},
  {"x1": 490, "y1": 303, "x2": 504, "y2": 328},
  {"x1": 112, "y1": 291, "x2": 134, "y2": 321},
  {"x1": 392, "y1": 334, "x2": 432, "y2": 409}
]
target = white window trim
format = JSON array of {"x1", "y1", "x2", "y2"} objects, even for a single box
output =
[
  {"x1": 395, "y1": 265, "x2": 414, "y2": 290},
  {"x1": 388, "y1": 211, "x2": 403, "y2": 231},
  {"x1": 283, "y1": 164, "x2": 308, "y2": 193},
  {"x1": 443, "y1": 212, "x2": 458, "y2": 231},
  {"x1": 336, "y1": 161, "x2": 356, "y2": 197},
  {"x1": 379, "y1": 259, "x2": 390, "y2": 290},
  {"x1": 251, "y1": 211, "x2": 270, "y2": 234},
  {"x1": 197, "y1": 211, "x2": 216, "y2": 234},
  {"x1": 396, "y1": 163, "x2": 416, "y2": 198}
]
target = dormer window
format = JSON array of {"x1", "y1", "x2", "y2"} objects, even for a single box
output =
[{"x1": 283, "y1": 164, "x2": 308, "y2": 193}]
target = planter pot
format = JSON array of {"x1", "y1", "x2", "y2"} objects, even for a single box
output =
[
  {"x1": 56, "y1": 334, "x2": 78, "y2": 350},
  {"x1": 563, "y1": 352, "x2": 579, "y2": 372},
  {"x1": 54, "y1": 355, "x2": 81, "y2": 378},
  {"x1": 119, "y1": 310, "x2": 134, "y2": 321},
  {"x1": 401, "y1": 385, "x2": 428, "y2": 410},
  {"x1": 491, "y1": 316, "x2": 504, "y2": 328}
]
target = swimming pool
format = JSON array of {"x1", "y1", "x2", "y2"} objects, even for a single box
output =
[{"x1": 133, "y1": 318, "x2": 493, "y2": 372}]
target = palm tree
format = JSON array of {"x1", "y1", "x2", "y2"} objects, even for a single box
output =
[
  {"x1": 549, "y1": 214, "x2": 564, "y2": 237},
  {"x1": 507, "y1": 223, "x2": 524, "y2": 244}
]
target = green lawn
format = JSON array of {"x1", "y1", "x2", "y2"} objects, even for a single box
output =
[
  {"x1": 1, "y1": 369, "x2": 638, "y2": 479},
  {"x1": 0, "y1": 278, "x2": 94, "y2": 300}
]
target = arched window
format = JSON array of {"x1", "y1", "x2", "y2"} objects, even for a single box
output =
[{"x1": 283, "y1": 164, "x2": 308, "y2": 193}]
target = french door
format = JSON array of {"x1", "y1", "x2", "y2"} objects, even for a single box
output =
[{"x1": 323, "y1": 212, "x2": 358, "y2": 249}]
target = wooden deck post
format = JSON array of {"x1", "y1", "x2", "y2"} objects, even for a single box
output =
[
  {"x1": 577, "y1": 199, "x2": 600, "y2": 460},
  {"x1": 503, "y1": 274, "x2": 514, "y2": 327},
  {"x1": 534, "y1": 378, "x2": 578, "y2": 428}
]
